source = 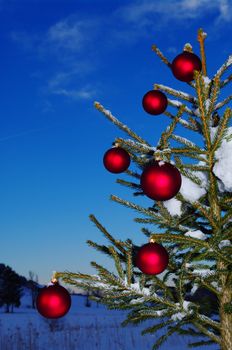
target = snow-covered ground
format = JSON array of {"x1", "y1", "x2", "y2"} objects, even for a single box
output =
[{"x1": 0, "y1": 288, "x2": 218, "y2": 350}]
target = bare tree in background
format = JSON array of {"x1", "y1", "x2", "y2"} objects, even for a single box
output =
[{"x1": 28, "y1": 271, "x2": 39, "y2": 309}]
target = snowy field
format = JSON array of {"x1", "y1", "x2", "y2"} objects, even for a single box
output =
[{"x1": 0, "y1": 289, "x2": 219, "y2": 350}]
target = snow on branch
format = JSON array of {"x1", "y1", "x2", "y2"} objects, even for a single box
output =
[
  {"x1": 154, "y1": 84, "x2": 196, "y2": 103},
  {"x1": 94, "y1": 101, "x2": 150, "y2": 145},
  {"x1": 215, "y1": 54, "x2": 232, "y2": 78},
  {"x1": 185, "y1": 230, "x2": 208, "y2": 240}
]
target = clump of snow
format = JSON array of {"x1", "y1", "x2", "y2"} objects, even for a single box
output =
[
  {"x1": 171, "y1": 301, "x2": 192, "y2": 321},
  {"x1": 183, "y1": 301, "x2": 191, "y2": 311},
  {"x1": 192, "y1": 269, "x2": 214, "y2": 276},
  {"x1": 190, "y1": 284, "x2": 198, "y2": 295},
  {"x1": 158, "y1": 160, "x2": 165, "y2": 166},
  {"x1": 179, "y1": 174, "x2": 207, "y2": 203},
  {"x1": 168, "y1": 99, "x2": 183, "y2": 107},
  {"x1": 171, "y1": 311, "x2": 185, "y2": 321},
  {"x1": 202, "y1": 76, "x2": 211, "y2": 84},
  {"x1": 194, "y1": 107, "x2": 200, "y2": 116},
  {"x1": 218, "y1": 240, "x2": 231, "y2": 249},
  {"x1": 128, "y1": 281, "x2": 150, "y2": 296},
  {"x1": 130, "y1": 297, "x2": 145, "y2": 305},
  {"x1": 163, "y1": 197, "x2": 182, "y2": 216},
  {"x1": 185, "y1": 230, "x2": 207, "y2": 240},
  {"x1": 204, "y1": 99, "x2": 211, "y2": 112},
  {"x1": 213, "y1": 126, "x2": 232, "y2": 192}
]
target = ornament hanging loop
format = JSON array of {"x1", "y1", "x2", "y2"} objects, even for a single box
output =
[{"x1": 51, "y1": 271, "x2": 59, "y2": 285}]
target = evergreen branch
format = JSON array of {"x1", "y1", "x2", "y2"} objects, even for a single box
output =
[
  {"x1": 164, "y1": 111, "x2": 199, "y2": 132},
  {"x1": 197, "y1": 314, "x2": 221, "y2": 331},
  {"x1": 194, "y1": 71, "x2": 211, "y2": 150},
  {"x1": 214, "y1": 54, "x2": 232, "y2": 79},
  {"x1": 170, "y1": 134, "x2": 202, "y2": 151},
  {"x1": 141, "y1": 319, "x2": 173, "y2": 335},
  {"x1": 125, "y1": 169, "x2": 141, "y2": 179},
  {"x1": 168, "y1": 100, "x2": 196, "y2": 116},
  {"x1": 154, "y1": 84, "x2": 196, "y2": 104},
  {"x1": 197, "y1": 28, "x2": 207, "y2": 76},
  {"x1": 188, "y1": 116, "x2": 202, "y2": 131},
  {"x1": 151, "y1": 44, "x2": 172, "y2": 67},
  {"x1": 168, "y1": 147, "x2": 207, "y2": 158},
  {"x1": 108, "y1": 246, "x2": 125, "y2": 279},
  {"x1": 174, "y1": 156, "x2": 205, "y2": 186},
  {"x1": 220, "y1": 73, "x2": 232, "y2": 88},
  {"x1": 116, "y1": 178, "x2": 141, "y2": 191},
  {"x1": 94, "y1": 101, "x2": 150, "y2": 145},
  {"x1": 89, "y1": 214, "x2": 127, "y2": 255},
  {"x1": 152, "y1": 319, "x2": 188, "y2": 350},
  {"x1": 110, "y1": 195, "x2": 164, "y2": 220},
  {"x1": 150, "y1": 274, "x2": 176, "y2": 301},
  {"x1": 91, "y1": 261, "x2": 124, "y2": 288},
  {"x1": 145, "y1": 230, "x2": 209, "y2": 248},
  {"x1": 114, "y1": 137, "x2": 155, "y2": 155},
  {"x1": 134, "y1": 217, "x2": 160, "y2": 224},
  {"x1": 158, "y1": 105, "x2": 185, "y2": 150},
  {"x1": 190, "y1": 201, "x2": 212, "y2": 223},
  {"x1": 215, "y1": 95, "x2": 232, "y2": 111},
  {"x1": 180, "y1": 164, "x2": 210, "y2": 171},
  {"x1": 188, "y1": 340, "x2": 216, "y2": 348},
  {"x1": 221, "y1": 208, "x2": 232, "y2": 227},
  {"x1": 193, "y1": 321, "x2": 221, "y2": 344},
  {"x1": 211, "y1": 108, "x2": 232, "y2": 153},
  {"x1": 126, "y1": 245, "x2": 133, "y2": 287},
  {"x1": 55, "y1": 271, "x2": 100, "y2": 283},
  {"x1": 207, "y1": 75, "x2": 220, "y2": 119},
  {"x1": 86, "y1": 240, "x2": 113, "y2": 257}
]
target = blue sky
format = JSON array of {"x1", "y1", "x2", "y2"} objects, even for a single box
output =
[{"x1": 0, "y1": 0, "x2": 232, "y2": 285}]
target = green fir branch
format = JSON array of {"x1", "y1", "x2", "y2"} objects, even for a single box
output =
[
  {"x1": 220, "y1": 73, "x2": 232, "y2": 88},
  {"x1": 110, "y1": 195, "x2": 164, "y2": 221},
  {"x1": 141, "y1": 319, "x2": 173, "y2": 335},
  {"x1": 194, "y1": 71, "x2": 211, "y2": 149},
  {"x1": 164, "y1": 111, "x2": 199, "y2": 132},
  {"x1": 86, "y1": 240, "x2": 113, "y2": 257},
  {"x1": 158, "y1": 105, "x2": 185, "y2": 150},
  {"x1": 116, "y1": 178, "x2": 141, "y2": 191},
  {"x1": 211, "y1": 107, "x2": 232, "y2": 152},
  {"x1": 90, "y1": 261, "x2": 124, "y2": 288},
  {"x1": 94, "y1": 101, "x2": 150, "y2": 145},
  {"x1": 108, "y1": 246, "x2": 125, "y2": 279},
  {"x1": 207, "y1": 75, "x2": 220, "y2": 119},
  {"x1": 214, "y1": 54, "x2": 232, "y2": 79},
  {"x1": 193, "y1": 321, "x2": 221, "y2": 344},
  {"x1": 89, "y1": 214, "x2": 127, "y2": 255}
]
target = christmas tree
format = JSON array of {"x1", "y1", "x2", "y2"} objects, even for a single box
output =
[{"x1": 41, "y1": 29, "x2": 232, "y2": 349}]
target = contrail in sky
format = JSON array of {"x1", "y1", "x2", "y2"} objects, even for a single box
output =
[{"x1": 0, "y1": 126, "x2": 60, "y2": 142}]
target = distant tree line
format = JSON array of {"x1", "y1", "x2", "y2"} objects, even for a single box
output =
[{"x1": 0, "y1": 264, "x2": 40, "y2": 313}]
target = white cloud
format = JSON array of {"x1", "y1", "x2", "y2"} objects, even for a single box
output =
[
  {"x1": 116, "y1": 0, "x2": 232, "y2": 25},
  {"x1": 52, "y1": 87, "x2": 96, "y2": 100},
  {"x1": 45, "y1": 18, "x2": 97, "y2": 53},
  {"x1": 10, "y1": 1, "x2": 232, "y2": 103}
]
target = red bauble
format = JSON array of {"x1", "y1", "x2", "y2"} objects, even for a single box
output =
[
  {"x1": 135, "y1": 242, "x2": 169, "y2": 275},
  {"x1": 36, "y1": 283, "x2": 71, "y2": 318},
  {"x1": 103, "y1": 147, "x2": 130, "y2": 173},
  {"x1": 142, "y1": 90, "x2": 168, "y2": 115},
  {"x1": 171, "y1": 52, "x2": 202, "y2": 82},
  {"x1": 140, "y1": 161, "x2": 181, "y2": 201}
]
